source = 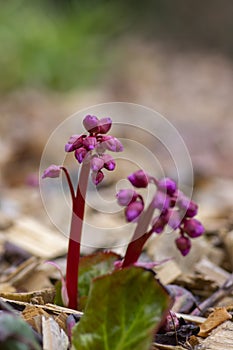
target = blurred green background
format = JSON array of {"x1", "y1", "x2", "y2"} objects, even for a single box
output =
[{"x1": 1, "y1": 0, "x2": 233, "y2": 93}]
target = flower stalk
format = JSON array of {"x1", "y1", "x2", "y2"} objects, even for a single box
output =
[
  {"x1": 66, "y1": 162, "x2": 90, "y2": 309},
  {"x1": 42, "y1": 115, "x2": 123, "y2": 310},
  {"x1": 117, "y1": 170, "x2": 205, "y2": 268}
]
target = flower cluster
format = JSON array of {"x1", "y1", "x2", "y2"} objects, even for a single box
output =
[
  {"x1": 42, "y1": 115, "x2": 123, "y2": 185},
  {"x1": 117, "y1": 170, "x2": 204, "y2": 256}
]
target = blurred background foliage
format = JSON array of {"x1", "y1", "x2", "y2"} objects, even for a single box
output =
[{"x1": 1, "y1": 0, "x2": 233, "y2": 93}]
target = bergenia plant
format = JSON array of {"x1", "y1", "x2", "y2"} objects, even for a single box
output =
[
  {"x1": 116, "y1": 170, "x2": 205, "y2": 268},
  {"x1": 42, "y1": 115, "x2": 123, "y2": 309}
]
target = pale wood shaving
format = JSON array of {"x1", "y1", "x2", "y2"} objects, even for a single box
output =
[
  {"x1": 42, "y1": 316, "x2": 69, "y2": 350},
  {"x1": 5, "y1": 217, "x2": 67, "y2": 258},
  {"x1": 154, "y1": 260, "x2": 182, "y2": 285},
  {"x1": 195, "y1": 258, "x2": 231, "y2": 287}
]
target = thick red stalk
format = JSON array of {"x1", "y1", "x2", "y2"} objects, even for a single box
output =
[
  {"x1": 66, "y1": 162, "x2": 90, "y2": 309},
  {"x1": 122, "y1": 200, "x2": 155, "y2": 267}
]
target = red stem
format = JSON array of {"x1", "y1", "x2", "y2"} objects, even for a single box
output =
[
  {"x1": 66, "y1": 162, "x2": 90, "y2": 309},
  {"x1": 122, "y1": 200, "x2": 155, "y2": 267},
  {"x1": 60, "y1": 167, "x2": 75, "y2": 202}
]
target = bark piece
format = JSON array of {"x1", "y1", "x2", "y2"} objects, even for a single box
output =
[{"x1": 198, "y1": 307, "x2": 232, "y2": 337}]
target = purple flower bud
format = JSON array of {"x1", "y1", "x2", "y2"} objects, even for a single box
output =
[
  {"x1": 152, "y1": 191, "x2": 170, "y2": 211},
  {"x1": 116, "y1": 189, "x2": 138, "y2": 206},
  {"x1": 102, "y1": 154, "x2": 116, "y2": 171},
  {"x1": 167, "y1": 209, "x2": 181, "y2": 230},
  {"x1": 91, "y1": 170, "x2": 104, "y2": 185},
  {"x1": 83, "y1": 136, "x2": 97, "y2": 151},
  {"x1": 65, "y1": 135, "x2": 84, "y2": 152},
  {"x1": 75, "y1": 147, "x2": 88, "y2": 164},
  {"x1": 101, "y1": 135, "x2": 123, "y2": 152},
  {"x1": 83, "y1": 115, "x2": 99, "y2": 133},
  {"x1": 177, "y1": 195, "x2": 198, "y2": 217},
  {"x1": 151, "y1": 215, "x2": 167, "y2": 233},
  {"x1": 125, "y1": 201, "x2": 144, "y2": 222},
  {"x1": 128, "y1": 170, "x2": 149, "y2": 188},
  {"x1": 42, "y1": 165, "x2": 61, "y2": 179},
  {"x1": 158, "y1": 177, "x2": 177, "y2": 196},
  {"x1": 90, "y1": 156, "x2": 104, "y2": 172},
  {"x1": 98, "y1": 117, "x2": 112, "y2": 134},
  {"x1": 175, "y1": 235, "x2": 191, "y2": 256},
  {"x1": 183, "y1": 218, "x2": 204, "y2": 238}
]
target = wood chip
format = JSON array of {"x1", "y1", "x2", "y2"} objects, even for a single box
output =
[
  {"x1": 0, "y1": 283, "x2": 16, "y2": 293},
  {"x1": 42, "y1": 316, "x2": 69, "y2": 350},
  {"x1": 5, "y1": 217, "x2": 67, "y2": 258},
  {"x1": 198, "y1": 307, "x2": 232, "y2": 337},
  {"x1": 220, "y1": 229, "x2": 233, "y2": 270},
  {"x1": 0, "y1": 256, "x2": 41, "y2": 286},
  {"x1": 0, "y1": 287, "x2": 55, "y2": 304},
  {"x1": 22, "y1": 304, "x2": 50, "y2": 333},
  {"x1": 154, "y1": 260, "x2": 182, "y2": 285},
  {"x1": 175, "y1": 312, "x2": 206, "y2": 325},
  {"x1": 195, "y1": 258, "x2": 231, "y2": 287},
  {"x1": 0, "y1": 296, "x2": 83, "y2": 317},
  {"x1": 199, "y1": 320, "x2": 233, "y2": 350}
]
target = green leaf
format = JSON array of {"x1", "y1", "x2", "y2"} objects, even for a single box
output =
[
  {"x1": 0, "y1": 313, "x2": 41, "y2": 350},
  {"x1": 72, "y1": 266, "x2": 171, "y2": 350},
  {"x1": 78, "y1": 251, "x2": 120, "y2": 311}
]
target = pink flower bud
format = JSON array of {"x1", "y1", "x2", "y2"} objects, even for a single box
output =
[
  {"x1": 128, "y1": 170, "x2": 149, "y2": 188},
  {"x1": 65, "y1": 135, "x2": 84, "y2": 152},
  {"x1": 101, "y1": 135, "x2": 123, "y2": 152},
  {"x1": 183, "y1": 218, "x2": 204, "y2": 238},
  {"x1": 175, "y1": 235, "x2": 191, "y2": 256},
  {"x1": 152, "y1": 191, "x2": 170, "y2": 211},
  {"x1": 177, "y1": 194, "x2": 198, "y2": 217},
  {"x1": 75, "y1": 147, "x2": 88, "y2": 163},
  {"x1": 91, "y1": 170, "x2": 104, "y2": 185},
  {"x1": 116, "y1": 189, "x2": 138, "y2": 206},
  {"x1": 158, "y1": 177, "x2": 177, "y2": 196},
  {"x1": 151, "y1": 215, "x2": 167, "y2": 234},
  {"x1": 83, "y1": 136, "x2": 97, "y2": 151},
  {"x1": 102, "y1": 154, "x2": 116, "y2": 171},
  {"x1": 125, "y1": 201, "x2": 144, "y2": 222},
  {"x1": 167, "y1": 209, "x2": 181, "y2": 230},
  {"x1": 90, "y1": 156, "x2": 104, "y2": 172},
  {"x1": 42, "y1": 165, "x2": 61, "y2": 179},
  {"x1": 98, "y1": 117, "x2": 112, "y2": 134},
  {"x1": 83, "y1": 115, "x2": 99, "y2": 133}
]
